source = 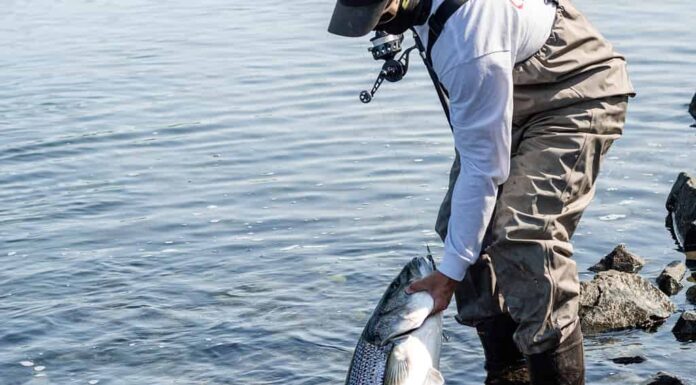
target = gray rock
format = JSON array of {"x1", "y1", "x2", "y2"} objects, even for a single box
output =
[
  {"x1": 611, "y1": 355, "x2": 646, "y2": 365},
  {"x1": 686, "y1": 285, "x2": 696, "y2": 305},
  {"x1": 672, "y1": 310, "x2": 696, "y2": 342},
  {"x1": 589, "y1": 244, "x2": 645, "y2": 273},
  {"x1": 579, "y1": 270, "x2": 675, "y2": 333},
  {"x1": 489, "y1": 366, "x2": 529, "y2": 385},
  {"x1": 643, "y1": 371, "x2": 685, "y2": 385},
  {"x1": 656, "y1": 260, "x2": 686, "y2": 295},
  {"x1": 665, "y1": 172, "x2": 696, "y2": 260}
]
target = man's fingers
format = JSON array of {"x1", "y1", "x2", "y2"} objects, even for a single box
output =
[
  {"x1": 404, "y1": 272, "x2": 455, "y2": 313},
  {"x1": 405, "y1": 279, "x2": 426, "y2": 294}
]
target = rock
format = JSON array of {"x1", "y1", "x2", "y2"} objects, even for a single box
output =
[
  {"x1": 672, "y1": 310, "x2": 696, "y2": 342},
  {"x1": 589, "y1": 244, "x2": 645, "y2": 273},
  {"x1": 492, "y1": 365, "x2": 529, "y2": 385},
  {"x1": 656, "y1": 260, "x2": 686, "y2": 295},
  {"x1": 611, "y1": 355, "x2": 646, "y2": 365},
  {"x1": 579, "y1": 270, "x2": 675, "y2": 333},
  {"x1": 690, "y1": 92, "x2": 696, "y2": 120},
  {"x1": 686, "y1": 285, "x2": 696, "y2": 305},
  {"x1": 643, "y1": 371, "x2": 685, "y2": 385},
  {"x1": 665, "y1": 172, "x2": 696, "y2": 262}
]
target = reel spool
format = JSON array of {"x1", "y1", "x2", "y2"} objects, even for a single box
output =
[{"x1": 368, "y1": 32, "x2": 404, "y2": 61}]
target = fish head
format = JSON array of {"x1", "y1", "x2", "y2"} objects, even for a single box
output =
[{"x1": 365, "y1": 257, "x2": 436, "y2": 346}]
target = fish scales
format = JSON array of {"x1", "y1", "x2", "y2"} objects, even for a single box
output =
[{"x1": 345, "y1": 338, "x2": 392, "y2": 385}]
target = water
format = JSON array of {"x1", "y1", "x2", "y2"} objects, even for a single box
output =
[{"x1": 1, "y1": 0, "x2": 695, "y2": 384}]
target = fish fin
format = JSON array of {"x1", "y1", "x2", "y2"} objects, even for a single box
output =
[
  {"x1": 423, "y1": 367, "x2": 444, "y2": 385},
  {"x1": 425, "y1": 244, "x2": 436, "y2": 268},
  {"x1": 385, "y1": 348, "x2": 408, "y2": 385}
]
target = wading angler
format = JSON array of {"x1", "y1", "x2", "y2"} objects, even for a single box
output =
[{"x1": 327, "y1": 0, "x2": 634, "y2": 384}]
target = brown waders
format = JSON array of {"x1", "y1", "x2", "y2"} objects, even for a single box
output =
[{"x1": 434, "y1": 0, "x2": 634, "y2": 383}]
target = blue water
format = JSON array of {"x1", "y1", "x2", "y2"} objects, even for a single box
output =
[{"x1": 1, "y1": 0, "x2": 695, "y2": 384}]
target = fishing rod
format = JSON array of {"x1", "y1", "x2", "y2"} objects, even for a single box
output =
[{"x1": 358, "y1": 29, "x2": 453, "y2": 131}]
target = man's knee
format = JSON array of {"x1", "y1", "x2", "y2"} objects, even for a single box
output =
[{"x1": 486, "y1": 240, "x2": 580, "y2": 355}]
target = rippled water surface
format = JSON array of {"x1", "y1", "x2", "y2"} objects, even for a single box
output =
[{"x1": 1, "y1": 0, "x2": 695, "y2": 384}]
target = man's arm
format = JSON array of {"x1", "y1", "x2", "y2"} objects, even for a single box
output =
[
  {"x1": 407, "y1": 51, "x2": 513, "y2": 312},
  {"x1": 439, "y1": 51, "x2": 513, "y2": 280}
]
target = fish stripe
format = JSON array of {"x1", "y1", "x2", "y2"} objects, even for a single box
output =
[{"x1": 345, "y1": 338, "x2": 393, "y2": 385}]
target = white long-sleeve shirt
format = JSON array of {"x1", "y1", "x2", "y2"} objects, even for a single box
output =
[{"x1": 413, "y1": 0, "x2": 557, "y2": 281}]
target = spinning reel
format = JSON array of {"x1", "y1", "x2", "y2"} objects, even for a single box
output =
[
  {"x1": 359, "y1": 31, "x2": 418, "y2": 103},
  {"x1": 357, "y1": 29, "x2": 452, "y2": 131}
]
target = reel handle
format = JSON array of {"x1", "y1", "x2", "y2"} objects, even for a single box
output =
[{"x1": 359, "y1": 58, "x2": 408, "y2": 103}]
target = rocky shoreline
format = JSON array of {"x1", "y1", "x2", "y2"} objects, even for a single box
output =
[
  {"x1": 496, "y1": 169, "x2": 696, "y2": 385},
  {"x1": 575, "y1": 169, "x2": 696, "y2": 385}
]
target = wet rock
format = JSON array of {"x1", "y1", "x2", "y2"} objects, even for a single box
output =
[
  {"x1": 672, "y1": 310, "x2": 696, "y2": 342},
  {"x1": 643, "y1": 371, "x2": 685, "y2": 385},
  {"x1": 589, "y1": 244, "x2": 644, "y2": 273},
  {"x1": 491, "y1": 365, "x2": 530, "y2": 385},
  {"x1": 686, "y1": 285, "x2": 696, "y2": 305},
  {"x1": 665, "y1": 172, "x2": 696, "y2": 262},
  {"x1": 690, "y1": 92, "x2": 696, "y2": 120},
  {"x1": 656, "y1": 260, "x2": 686, "y2": 295},
  {"x1": 579, "y1": 270, "x2": 675, "y2": 333},
  {"x1": 611, "y1": 355, "x2": 646, "y2": 365}
]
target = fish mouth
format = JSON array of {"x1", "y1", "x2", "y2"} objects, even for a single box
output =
[{"x1": 381, "y1": 327, "x2": 417, "y2": 345}]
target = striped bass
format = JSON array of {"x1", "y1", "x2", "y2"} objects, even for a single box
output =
[{"x1": 345, "y1": 256, "x2": 444, "y2": 385}]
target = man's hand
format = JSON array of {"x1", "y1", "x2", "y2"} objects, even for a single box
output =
[{"x1": 405, "y1": 270, "x2": 458, "y2": 315}]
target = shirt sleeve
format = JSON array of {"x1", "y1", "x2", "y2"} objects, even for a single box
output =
[{"x1": 435, "y1": 52, "x2": 513, "y2": 281}]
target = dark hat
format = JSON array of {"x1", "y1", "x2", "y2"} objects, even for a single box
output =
[{"x1": 328, "y1": 0, "x2": 392, "y2": 37}]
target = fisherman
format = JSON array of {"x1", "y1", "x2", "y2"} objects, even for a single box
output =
[{"x1": 327, "y1": 0, "x2": 634, "y2": 384}]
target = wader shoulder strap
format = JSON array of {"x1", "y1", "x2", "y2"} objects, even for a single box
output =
[
  {"x1": 426, "y1": 0, "x2": 469, "y2": 64},
  {"x1": 413, "y1": 0, "x2": 468, "y2": 131}
]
